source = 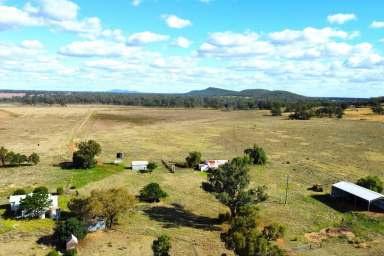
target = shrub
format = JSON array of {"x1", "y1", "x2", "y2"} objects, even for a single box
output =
[
  {"x1": 28, "y1": 152, "x2": 40, "y2": 165},
  {"x1": 356, "y1": 176, "x2": 383, "y2": 193},
  {"x1": 57, "y1": 187, "x2": 64, "y2": 195},
  {"x1": 140, "y1": 183, "x2": 167, "y2": 202},
  {"x1": 33, "y1": 186, "x2": 49, "y2": 194},
  {"x1": 244, "y1": 145, "x2": 267, "y2": 165},
  {"x1": 152, "y1": 235, "x2": 171, "y2": 256},
  {"x1": 147, "y1": 162, "x2": 158, "y2": 171},
  {"x1": 64, "y1": 250, "x2": 77, "y2": 256},
  {"x1": 262, "y1": 223, "x2": 285, "y2": 241},
  {"x1": 13, "y1": 188, "x2": 27, "y2": 195},
  {"x1": 185, "y1": 151, "x2": 202, "y2": 168},
  {"x1": 54, "y1": 217, "x2": 87, "y2": 245}
]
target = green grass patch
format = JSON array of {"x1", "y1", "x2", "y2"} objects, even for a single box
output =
[
  {"x1": 342, "y1": 212, "x2": 384, "y2": 239},
  {"x1": 0, "y1": 219, "x2": 55, "y2": 235},
  {"x1": 65, "y1": 164, "x2": 125, "y2": 189}
]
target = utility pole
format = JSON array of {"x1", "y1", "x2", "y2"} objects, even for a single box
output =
[{"x1": 284, "y1": 174, "x2": 289, "y2": 205}]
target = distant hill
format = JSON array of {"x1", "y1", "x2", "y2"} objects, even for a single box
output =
[
  {"x1": 109, "y1": 89, "x2": 140, "y2": 94},
  {"x1": 185, "y1": 87, "x2": 309, "y2": 101}
]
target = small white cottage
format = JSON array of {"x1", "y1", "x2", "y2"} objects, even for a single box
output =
[
  {"x1": 131, "y1": 161, "x2": 149, "y2": 171},
  {"x1": 9, "y1": 193, "x2": 60, "y2": 219}
]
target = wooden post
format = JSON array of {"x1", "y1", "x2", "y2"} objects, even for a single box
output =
[{"x1": 284, "y1": 175, "x2": 289, "y2": 205}]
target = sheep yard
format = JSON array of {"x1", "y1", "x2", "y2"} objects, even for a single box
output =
[{"x1": 0, "y1": 105, "x2": 384, "y2": 256}]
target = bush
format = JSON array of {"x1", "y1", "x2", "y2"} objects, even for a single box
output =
[
  {"x1": 57, "y1": 187, "x2": 64, "y2": 195},
  {"x1": 152, "y1": 235, "x2": 171, "y2": 256},
  {"x1": 244, "y1": 145, "x2": 267, "y2": 165},
  {"x1": 54, "y1": 217, "x2": 87, "y2": 245},
  {"x1": 13, "y1": 188, "x2": 27, "y2": 195},
  {"x1": 356, "y1": 176, "x2": 383, "y2": 193},
  {"x1": 46, "y1": 250, "x2": 60, "y2": 256},
  {"x1": 140, "y1": 183, "x2": 168, "y2": 202},
  {"x1": 28, "y1": 152, "x2": 40, "y2": 165},
  {"x1": 185, "y1": 151, "x2": 202, "y2": 168},
  {"x1": 147, "y1": 162, "x2": 158, "y2": 171},
  {"x1": 262, "y1": 223, "x2": 285, "y2": 241},
  {"x1": 33, "y1": 186, "x2": 49, "y2": 194}
]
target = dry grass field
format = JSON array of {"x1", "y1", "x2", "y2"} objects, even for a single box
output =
[{"x1": 0, "y1": 105, "x2": 384, "y2": 256}]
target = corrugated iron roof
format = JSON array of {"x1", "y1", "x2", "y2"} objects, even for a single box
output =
[{"x1": 333, "y1": 181, "x2": 384, "y2": 202}]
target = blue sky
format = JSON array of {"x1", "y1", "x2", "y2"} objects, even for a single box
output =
[{"x1": 0, "y1": 0, "x2": 383, "y2": 97}]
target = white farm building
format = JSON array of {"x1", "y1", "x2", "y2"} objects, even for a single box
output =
[
  {"x1": 9, "y1": 193, "x2": 60, "y2": 219},
  {"x1": 131, "y1": 161, "x2": 149, "y2": 171},
  {"x1": 331, "y1": 181, "x2": 384, "y2": 211}
]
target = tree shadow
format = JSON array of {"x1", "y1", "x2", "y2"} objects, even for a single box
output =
[
  {"x1": 54, "y1": 161, "x2": 75, "y2": 170},
  {"x1": 143, "y1": 203, "x2": 221, "y2": 231},
  {"x1": 311, "y1": 194, "x2": 384, "y2": 213},
  {"x1": 0, "y1": 203, "x2": 12, "y2": 219}
]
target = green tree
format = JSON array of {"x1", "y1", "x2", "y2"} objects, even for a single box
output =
[
  {"x1": 54, "y1": 217, "x2": 87, "y2": 245},
  {"x1": 86, "y1": 188, "x2": 136, "y2": 229},
  {"x1": 13, "y1": 188, "x2": 27, "y2": 195},
  {"x1": 147, "y1": 162, "x2": 158, "y2": 171},
  {"x1": 140, "y1": 183, "x2": 168, "y2": 203},
  {"x1": 72, "y1": 140, "x2": 101, "y2": 169},
  {"x1": 20, "y1": 191, "x2": 52, "y2": 218},
  {"x1": 206, "y1": 162, "x2": 268, "y2": 217},
  {"x1": 185, "y1": 151, "x2": 202, "y2": 168},
  {"x1": 270, "y1": 103, "x2": 282, "y2": 116},
  {"x1": 33, "y1": 186, "x2": 49, "y2": 194},
  {"x1": 356, "y1": 176, "x2": 383, "y2": 193},
  {"x1": 244, "y1": 145, "x2": 267, "y2": 165},
  {"x1": 152, "y1": 235, "x2": 171, "y2": 256},
  {"x1": 28, "y1": 152, "x2": 40, "y2": 165},
  {"x1": 0, "y1": 146, "x2": 8, "y2": 166},
  {"x1": 223, "y1": 206, "x2": 285, "y2": 256},
  {"x1": 372, "y1": 103, "x2": 384, "y2": 115}
]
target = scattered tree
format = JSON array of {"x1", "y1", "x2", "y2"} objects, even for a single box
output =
[
  {"x1": 140, "y1": 183, "x2": 168, "y2": 203},
  {"x1": 223, "y1": 206, "x2": 285, "y2": 256},
  {"x1": 13, "y1": 188, "x2": 27, "y2": 195},
  {"x1": 0, "y1": 146, "x2": 8, "y2": 166},
  {"x1": 33, "y1": 186, "x2": 49, "y2": 194},
  {"x1": 28, "y1": 152, "x2": 40, "y2": 165},
  {"x1": 372, "y1": 103, "x2": 384, "y2": 115},
  {"x1": 356, "y1": 176, "x2": 383, "y2": 193},
  {"x1": 72, "y1": 140, "x2": 101, "y2": 169},
  {"x1": 185, "y1": 151, "x2": 202, "y2": 168},
  {"x1": 244, "y1": 145, "x2": 267, "y2": 165},
  {"x1": 152, "y1": 235, "x2": 172, "y2": 256},
  {"x1": 270, "y1": 103, "x2": 282, "y2": 116},
  {"x1": 46, "y1": 250, "x2": 60, "y2": 256},
  {"x1": 206, "y1": 161, "x2": 267, "y2": 217},
  {"x1": 54, "y1": 217, "x2": 87, "y2": 245},
  {"x1": 147, "y1": 162, "x2": 158, "y2": 172},
  {"x1": 20, "y1": 191, "x2": 52, "y2": 218},
  {"x1": 86, "y1": 188, "x2": 136, "y2": 229}
]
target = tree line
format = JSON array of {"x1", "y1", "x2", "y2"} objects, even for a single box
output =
[
  {"x1": 0, "y1": 146, "x2": 40, "y2": 167},
  {"x1": 0, "y1": 90, "x2": 375, "y2": 112}
]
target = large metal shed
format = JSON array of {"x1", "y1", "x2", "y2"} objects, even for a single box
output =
[{"x1": 331, "y1": 181, "x2": 384, "y2": 211}]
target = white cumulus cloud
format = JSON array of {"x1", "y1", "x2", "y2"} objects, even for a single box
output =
[
  {"x1": 327, "y1": 13, "x2": 356, "y2": 24},
  {"x1": 127, "y1": 31, "x2": 169, "y2": 45},
  {"x1": 163, "y1": 15, "x2": 192, "y2": 29},
  {"x1": 172, "y1": 37, "x2": 191, "y2": 48},
  {"x1": 370, "y1": 21, "x2": 384, "y2": 29}
]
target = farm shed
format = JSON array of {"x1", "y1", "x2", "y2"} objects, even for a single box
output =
[
  {"x1": 9, "y1": 194, "x2": 60, "y2": 219},
  {"x1": 131, "y1": 161, "x2": 149, "y2": 171},
  {"x1": 331, "y1": 181, "x2": 384, "y2": 211}
]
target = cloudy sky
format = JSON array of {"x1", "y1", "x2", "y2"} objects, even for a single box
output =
[{"x1": 0, "y1": 0, "x2": 383, "y2": 97}]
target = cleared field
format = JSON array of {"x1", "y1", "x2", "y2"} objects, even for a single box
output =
[{"x1": 0, "y1": 105, "x2": 384, "y2": 256}]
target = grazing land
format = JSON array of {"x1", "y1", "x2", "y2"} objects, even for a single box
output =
[{"x1": 0, "y1": 105, "x2": 384, "y2": 256}]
